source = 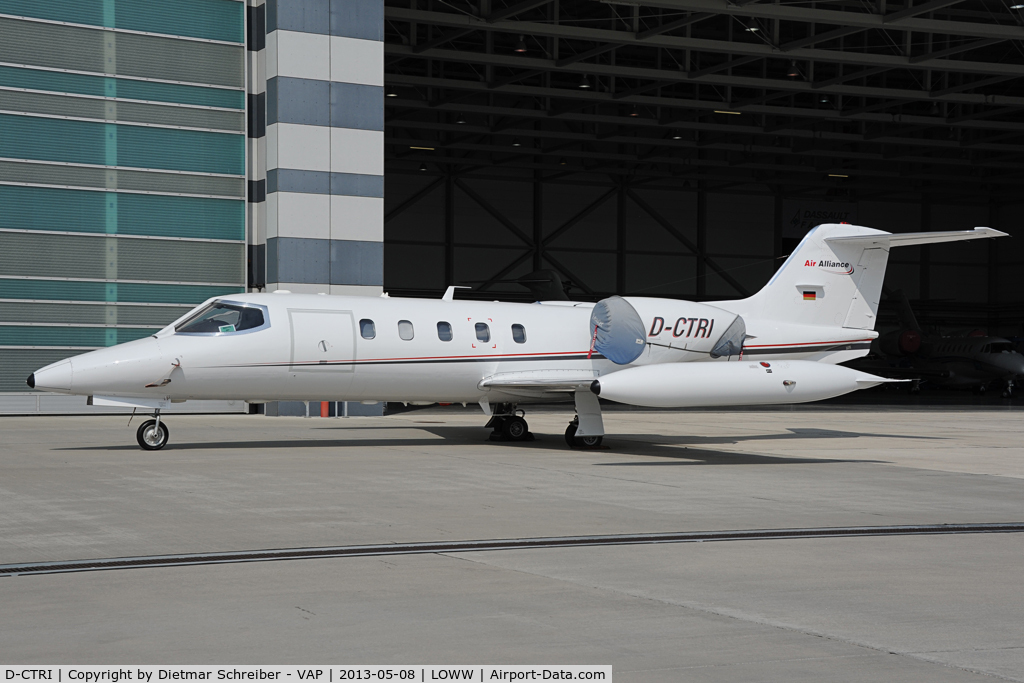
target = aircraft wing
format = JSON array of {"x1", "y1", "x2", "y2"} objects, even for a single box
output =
[
  {"x1": 826, "y1": 227, "x2": 1006, "y2": 248},
  {"x1": 479, "y1": 370, "x2": 597, "y2": 396}
]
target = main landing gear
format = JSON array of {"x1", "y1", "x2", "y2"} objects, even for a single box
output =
[
  {"x1": 483, "y1": 390, "x2": 606, "y2": 449},
  {"x1": 565, "y1": 416, "x2": 603, "y2": 449},
  {"x1": 136, "y1": 409, "x2": 169, "y2": 451},
  {"x1": 486, "y1": 404, "x2": 535, "y2": 442}
]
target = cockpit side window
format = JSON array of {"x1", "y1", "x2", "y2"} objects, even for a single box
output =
[{"x1": 176, "y1": 302, "x2": 265, "y2": 334}]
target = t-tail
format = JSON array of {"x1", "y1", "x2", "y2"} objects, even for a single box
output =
[
  {"x1": 892, "y1": 288, "x2": 922, "y2": 333},
  {"x1": 725, "y1": 223, "x2": 1006, "y2": 331}
]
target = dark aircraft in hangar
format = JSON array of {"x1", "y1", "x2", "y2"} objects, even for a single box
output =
[{"x1": 846, "y1": 290, "x2": 1024, "y2": 396}]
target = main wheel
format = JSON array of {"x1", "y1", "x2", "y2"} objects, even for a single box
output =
[
  {"x1": 564, "y1": 420, "x2": 578, "y2": 448},
  {"x1": 501, "y1": 415, "x2": 530, "y2": 441},
  {"x1": 564, "y1": 421, "x2": 603, "y2": 449},
  {"x1": 136, "y1": 420, "x2": 169, "y2": 451}
]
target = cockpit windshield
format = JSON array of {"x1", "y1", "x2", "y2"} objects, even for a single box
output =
[
  {"x1": 175, "y1": 302, "x2": 266, "y2": 334},
  {"x1": 987, "y1": 342, "x2": 1014, "y2": 354}
]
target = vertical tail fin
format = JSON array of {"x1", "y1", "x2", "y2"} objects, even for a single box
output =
[
  {"x1": 729, "y1": 224, "x2": 1005, "y2": 330},
  {"x1": 892, "y1": 289, "x2": 921, "y2": 332}
]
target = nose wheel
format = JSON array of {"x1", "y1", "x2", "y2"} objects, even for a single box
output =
[{"x1": 136, "y1": 411, "x2": 169, "y2": 450}]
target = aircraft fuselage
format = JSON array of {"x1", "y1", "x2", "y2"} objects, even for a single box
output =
[{"x1": 31, "y1": 292, "x2": 874, "y2": 406}]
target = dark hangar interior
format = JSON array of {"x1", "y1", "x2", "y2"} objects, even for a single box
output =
[{"x1": 382, "y1": 0, "x2": 1024, "y2": 336}]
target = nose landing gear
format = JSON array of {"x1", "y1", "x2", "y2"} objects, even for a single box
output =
[{"x1": 136, "y1": 410, "x2": 169, "y2": 450}]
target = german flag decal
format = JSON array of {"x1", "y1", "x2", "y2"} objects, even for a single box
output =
[{"x1": 803, "y1": 291, "x2": 817, "y2": 301}]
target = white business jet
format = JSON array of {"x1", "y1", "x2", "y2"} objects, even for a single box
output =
[{"x1": 29, "y1": 223, "x2": 1005, "y2": 450}]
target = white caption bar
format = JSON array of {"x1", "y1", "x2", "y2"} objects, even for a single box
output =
[{"x1": 2, "y1": 667, "x2": 611, "y2": 683}]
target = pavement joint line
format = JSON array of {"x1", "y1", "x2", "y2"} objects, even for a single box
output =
[{"x1": 1, "y1": 522, "x2": 1022, "y2": 576}]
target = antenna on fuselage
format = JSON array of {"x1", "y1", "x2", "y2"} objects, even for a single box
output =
[{"x1": 442, "y1": 285, "x2": 472, "y2": 301}]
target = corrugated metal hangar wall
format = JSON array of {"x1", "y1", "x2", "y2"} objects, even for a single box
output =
[
  {"x1": 0, "y1": 0, "x2": 248, "y2": 413},
  {"x1": 382, "y1": 0, "x2": 1024, "y2": 337}
]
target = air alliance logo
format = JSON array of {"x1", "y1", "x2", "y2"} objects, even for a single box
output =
[{"x1": 804, "y1": 258, "x2": 854, "y2": 275}]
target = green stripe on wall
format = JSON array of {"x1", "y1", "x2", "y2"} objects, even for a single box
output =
[
  {"x1": 0, "y1": 114, "x2": 244, "y2": 175},
  {"x1": 0, "y1": 66, "x2": 245, "y2": 109},
  {"x1": 0, "y1": 325, "x2": 154, "y2": 346},
  {"x1": 0, "y1": 0, "x2": 244, "y2": 43},
  {"x1": 0, "y1": 280, "x2": 244, "y2": 304},
  {"x1": 0, "y1": 301, "x2": 187, "y2": 326},
  {"x1": 0, "y1": 186, "x2": 245, "y2": 240}
]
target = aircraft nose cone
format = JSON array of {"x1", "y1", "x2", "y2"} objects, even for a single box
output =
[
  {"x1": 32, "y1": 359, "x2": 73, "y2": 392},
  {"x1": 26, "y1": 373, "x2": 34, "y2": 389}
]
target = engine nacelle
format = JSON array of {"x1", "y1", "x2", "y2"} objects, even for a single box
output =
[
  {"x1": 592, "y1": 360, "x2": 889, "y2": 408},
  {"x1": 899, "y1": 330, "x2": 922, "y2": 354},
  {"x1": 590, "y1": 297, "x2": 747, "y2": 365},
  {"x1": 878, "y1": 329, "x2": 921, "y2": 356}
]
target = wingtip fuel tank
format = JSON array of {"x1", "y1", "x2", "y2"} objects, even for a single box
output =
[{"x1": 591, "y1": 360, "x2": 892, "y2": 408}]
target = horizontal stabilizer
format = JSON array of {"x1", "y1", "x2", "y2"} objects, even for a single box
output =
[{"x1": 826, "y1": 227, "x2": 1006, "y2": 248}]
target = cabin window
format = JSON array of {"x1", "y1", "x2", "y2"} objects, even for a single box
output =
[
  {"x1": 398, "y1": 320, "x2": 415, "y2": 340},
  {"x1": 359, "y1": 319, "x2": 376, "y2": 339},
  {"x1": 511, "y1": 324, "x2": 527, "y2": 344},
  {"x1": 475, "y1": 322, "x2": 490, "y2": 342},
  {"x1": 437, "y1": 321, "x2": 453, "y2": 341},
  {"x1": 176, "y1": 302, "x2": 265, "y2": 334}
]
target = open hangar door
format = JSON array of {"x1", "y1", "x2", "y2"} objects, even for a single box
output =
[{"x1": 382, "y1": 0, "x2": 1024, "y2": 338}]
